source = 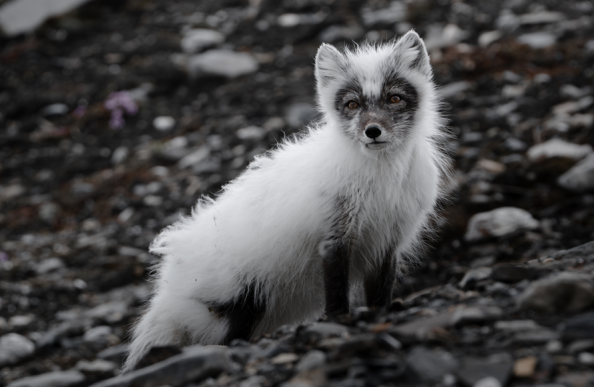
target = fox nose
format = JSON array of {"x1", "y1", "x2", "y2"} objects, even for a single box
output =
[{"x1": 365, "y1": 125, "x2": 382, "y2": 139}]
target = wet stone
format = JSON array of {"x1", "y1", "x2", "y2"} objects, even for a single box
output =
[
  {"x1": 457, "y1": 353, "x2": 513, "y2": 386},
  {"x1": 7, "y1": 370, "x2": 85, "y2": 387},
  {"x1": 465, "y1": 207, "x2": 539, "y2": 242},
  {"x1": 0, "y1": 333, "x2": 35, "y2": 367},
  {"x1": 406, "y1": 346, "x2": 458, "y2": 383},
  {"x1": 517, "y1": 272, "x2": 594, "y2": 314},
  {"x1": 187, "y1": 50, "x2": 259, "y2": 79}
]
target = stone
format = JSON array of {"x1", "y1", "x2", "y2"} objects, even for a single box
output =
[
  {"x1": 451, "y1": 306, "x2": 503, "y2": 326},
  {"x1": 302, "y1": 323, "x2": 348, "y2": 343},
  {"x1": 152, "y1": 116, "x2": 176, "y2": 131},
  {"x1": 438, "y1": 81, "x2": 472, "y2": 99},
  {"x1": 37, "y1": 322, "x2": 83, "y2": 348},
  {"x1": 478, "y1": 31, "x2": 502, "y2": 47},
  {"x1": 517, "y1": 32, "x2": 556, "y2": 49},
  {"x1": 562, "y1": 313, "x2": 594, "y2": 340},
  {"x1": 7, "y1": 370, "x2": 85, "y2": 387},
  {"x1": 76, "y1": 359, "x2": 116, "y2": 374},
  {"x1": 0, "y1": 333, "x2": 35, "y2": 367},
  {"x1": 512, "y1": 329, "x2": 559, "y2": 345},
  {"x1": 271, "y1": 353, "x2": 299, "y2": 364},
  {"x1": 406, "y1": 346, "x2": 458, "y2": 383},
  {"x1": 473, "y1": 376, "x2": 502, "y2": 387},
  {"x1": 519, "y1": 11, "x2": 565, "y2": 24},
  {"x1": 465, "y1": 207, "x2": 539, "y2": 241},
  {"x1": 97, "y1": 344, "x2": 130, "y2": 363},
  {"x1": 296, "y1": 350, "x2": 326, "y2": 372},
  {"x1": 187, "y1": 50, "x2": 259, "y2": 79},
  {"x1": 361, "y1": 2, "x2": 407, "y2": 26},
  {"x1": 424, "y1": 24, "x2": 468, "y2": 50},
  {"x1": 514, "y1": 356, "x2": 537, "y2": 377},
  {"x1": 89, "y1": 345, "x2": 230, "y2": 387},
  {"x1": 568, "y1": 339, "x2": 594, "y2": 354},
  {"x1": 391, "y1": 311, "x2": 453, "y2": 341},
  {"x1": 285, "y1": 102, "x2": 317, "y2": 129},
  {"x1": 578, "y1": 352, "x2": 594, "y2": 366},
  {"x1": 318, "y1": 24, "x2": 364, "y2": 43},
  {"x1": 457, "y1": 353, "x2": 513, "y2": 386},
  {"x1": 236, "y1": 126, "x2": 266, "y2": 141},
  {"x1": 494, "y1": 320, "x2": 540, "y2": 332},
  {"x1": 180, "y1": 28, "x2": 224, "y2": 54},
  {"x1": 86, "y1": 301, "x2": 128, "y2": 323},
  {"x1": 555, "y1": 372, "x2": 594, "y2": 387},
  {"x1": 35, "y1": 257, "x2": 65, "y2": 275},
  {"x1": 83, "y1": 325, "x2": 115, "y2": 347},
  {"x1": 517, "y1": 272, "x2": 594, "y2": 314},
  {"x1": 42, "y1": 103, "x2": 69, "y2": 116},
  {"x1": 177, "y1": 146, "x2": 210, "y2": 169},
  {"x1": 9, "y1": 315, "x2": 34, "y2": 328},
  {"x1": 0, "y1": 0, "x2": 90, "y2": 36},
  {"x1": 459, "y1": 267, "x2": 492, "y2": 289},
  {"x1": 491, "y1": 265, "x2": 539, "y2": 283},
  {"x1": 527, "y1": 139, "x2": 592, "y2": 161},
  {"x1": 558, "y1": 154, "x2": 594, "y2": 192}
]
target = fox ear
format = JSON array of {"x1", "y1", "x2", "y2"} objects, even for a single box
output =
[
  {"x1": 395, "y1": 30, "x2": 432, "y2": 77},
  {"x1": 315, "y1": 43, "x2": 346, "y2": 87}
]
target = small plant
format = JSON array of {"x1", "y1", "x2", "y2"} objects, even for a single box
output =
[{"x1": 104, "y1": 91, "x2": 138, "y2": 129}]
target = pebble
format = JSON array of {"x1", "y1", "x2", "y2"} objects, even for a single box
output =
[
  {"x1": 451, "y1": 306, "x2": 503, "y2": 326},
  {"x1": 519, "y1": 11, "x2": 565, "y2": 24},
  {"x1": 457, "y1": 353, "x2": 513, "y2": 386},
  {"x1": 527, "y1": 138, "x2": 592, "y2": 161},
  {"x1": 473, "y1": 376, "x2": 502, "y2": 387},
  {"x1": 494, "y1": 320, "x2": 540, "y2": 332},
  {"x1": 465, "y1": 207, "x2": 539, "y2": 241},
  {"x1": 180, "y1": 28, "x2": 224, "y2": 54},
  {"x1": 513, "y1": 356, "x2": 537, "y2": 378},
  {"x1": 558, "y1": 153, "x2": 594, "y2": 192},
  {"x1": 7, "y1": 370, "x2": 86, "y2": 387},
  {"x1": 76, "y1": 359, "x2": 117, "y2": 374},
  {"x1": 0, "y1": 333, "x2": 35, "y2": 367},
  {"x1": 459, "y1": 267, "x2": 492, "y2": 289},
  {"x1": 438, "y1": 81, "x2": 472, "y2": 99},
  {"x1": 478, "y1": 30, "x2": 502, "y2": 47},
  {"x1": 302, "y1": 322, "x2": 349, "y2": 343},
  {"x1": 361, "y1": 2, "x2": 407, "y2": 26},
  {"x1": 285, "y1": 102, "x2": 317, "y2": 129},
  {"x1": 236, "y1": 125, "x2": 266, "y2": 141},
  {"x1": 517, "y1": 32, "x2": 557, "y2": 49},
  {"x1": 177, "y1": 146, "x2": 211, "y2": 169},
  {"x1": 35, "y1": 257, "x2": 65, "y2": 275},
  {"x1": 90, "y1": 345, "x2": 230, "y2": 387},
  {"x1": 83, "y1": 325, "x2": 115, "y2": 347},
  {"x1": 562, "y1": 313, "x2": 594, "y2": 340},
  {"x1": 0, "y1": 0, "x2": 90, "y2": 36},
  {"x1": 187, "y1": 50, "x2": 259, "y2": 79},
  {"x1": 406, "y1": 346, "x2": 458, "y2": 383},
  {"x1": 152, "y1": 116, "x2": 176, "y2": 131},
  {"x1": 490, "y1": 265, "x2": 538, "y2": 283},
  {"x1": 42, "y1": 103, "x2": 69, "y2": 116},
  {"x1": 517, "y1": 272, "x2": 594, "y2": 314}
]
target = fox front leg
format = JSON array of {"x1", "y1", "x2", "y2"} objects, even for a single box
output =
[
  {"x1": 322, "y1": 239, "x2": 351, "y2": 317},
  {"x1": 364, "y1": 248, "x2": 396, "y2": 309}
]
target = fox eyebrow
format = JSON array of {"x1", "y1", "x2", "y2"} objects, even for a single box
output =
[{"x1": 382, "y1": 77, "x2": 419, "y2": 106}]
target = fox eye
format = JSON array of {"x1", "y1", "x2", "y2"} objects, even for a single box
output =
[
  {"x1": 347, "y1": 101, "x2": 359, "y2": 109},
  {"x1": 389, "y1": 95, "x2": 401, "y2": 103}
]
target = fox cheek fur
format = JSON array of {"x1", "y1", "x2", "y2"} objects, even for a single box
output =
[{"x1": 124, "y1": 30, "x2": 451, "y2": 372}]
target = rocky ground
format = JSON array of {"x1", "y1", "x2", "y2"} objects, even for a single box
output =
[{"x1": 1, "y1": 0, "x2": 594, "y2": 386}]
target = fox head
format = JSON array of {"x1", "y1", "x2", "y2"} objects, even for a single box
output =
[{"x1": 315, "y1": 30, "x2": 441, "y2": 154}]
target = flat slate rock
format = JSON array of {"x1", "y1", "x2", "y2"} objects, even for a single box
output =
[{"x1": 7, "y1": 370, "x2": 85, "y2": 387}]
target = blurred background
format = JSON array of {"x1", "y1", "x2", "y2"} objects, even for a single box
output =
[{"x1": 0, "y1": 0, "x2": 593, "y2": 385}]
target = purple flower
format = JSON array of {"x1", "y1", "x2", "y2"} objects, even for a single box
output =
[
  {"x1": 0, "y1": 251, "x2": 8, "y2": 262},
  {"x1": 104, "y1": 91, "x2": 139, "y2": 129},
  {"x1": 73, "y1": 105, "x2": 87, "y2": 118}
]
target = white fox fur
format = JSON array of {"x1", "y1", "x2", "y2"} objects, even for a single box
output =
[{"x1": 125, "y1": 30, "x2": 450, "y2": 371}]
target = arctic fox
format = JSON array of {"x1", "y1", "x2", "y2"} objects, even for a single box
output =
[{"x1": 125, "y1": 30, "x2": 450, "y2": 371}]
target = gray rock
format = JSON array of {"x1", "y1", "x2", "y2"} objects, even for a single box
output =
[
  {"x1": 424, "y1": 24, "x2": 469, "y2": 50},
  {"x1": 517, "y1": 32, "x2": 557, "y2": 49},
  {"x1": 302, "y1": 323, "x2": 349, "y2": 343},
  {"x1": 236, "y1": 126, "x2": 266, "y2": 141},
  {"x1": 527, "y1": 138, "x2": 592, "y2": 161},
  {"x1": 438, "y1": 81, "x2": 472, "y2": 99},
  {"x1": 187, "y1": 50, "x2": 259, "y2": 79},
  {"x1": 75, "y1": 359, "x2": 116, "y2": 374},
  {"x1": 98, "y1": 344, "x2": 130, "y2": 363},
  {"x1": 361, "y1": 2, "x2": 407, "y2": 26},
  {"x1": 0, "y1": 333, "x2": 35, "y2": 367},
  {"x1": 178, "y1": 146, "x2": 210, "y2": 169},
  {"x1": 558, "y1": 154, "x2": 594, "y2": 192},
  {"x1": 511, "y1": 329, "x2": 560, "y2": 345},
  {"x1": 86, "y1": 301, "x2": 128, "y2": 323},
  {"x1": 35, "y1": 257, "x2": 65, "y2": 275},
  {"x1": 519, "y1": 11, "x2": 565, "y2": 25},
  {"x1": 451, "y1": 306, "x2": 503, "y2": 326},
  {"x1": 568, "y1": 339, "x2": 594, "y2": 354},
  {"x1": 7, "y1": 370, "x2": 85, "y2": 387},
  {"x1": 42, "y1": 103, "x2": 69, "y2": 116},
  {"x1": 318, "y1": 24, "x2": 364, "y2": 43},
  {"x1": 37, "y1": 321, "x2": 83, "y2": 348},
  {"x1": 296, "y1": 350, "x2": 326, "y2": 372},
  {"x1": 494, "y1": 320, "x2": 540, "y2": 332},
  {"x1": 285, "y1": 102, "x2": 317, "y2": 129},
  {"x1": 0, "y1": 0, "x2": 91, "y2": 36},
  {"x1": 478, "y1": 30, "x2": 502, "y2": 47},
  {"x1": 83, "y1": 325, "x2": 115, "y2": 347},
  {"x1": 391, "y1": 311, "x2": 453, "y2": 341},
  {"x1": 459, "y1": 267, "x2": 492, "y2": 289},
  {"x1": 457, "y1": 353, "x2": 513, "y2": 386},
  {"x1": 152, "y1": 116, "x2": 176, "y2": 131},
  {"x1": 89, "y1": 345, "x2": 230, "y2": 387},
  {"x1": 465, "y1": 207, "x2": 539, "y2": 241},
  {"x1": 406, "y1": 346, "x2": 458, "y2": 383},
  {"x1": 562, "y1": 313, "x2": 594, "y2": 340},
  {"x1": 517, "y1": 272, "x2": 594, "y2": 314},
  {"x1": 181, "y1": 28, "x2": 224, "y2": 54}
]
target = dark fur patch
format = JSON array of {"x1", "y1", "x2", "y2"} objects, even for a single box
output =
[
  {"x1": 364, "y1": 247, "x2": 396, "y2": 308},
  {"x1": 207, "y1": 283, "x2": 266, "y2": 344}
]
